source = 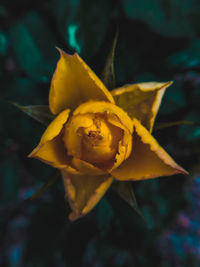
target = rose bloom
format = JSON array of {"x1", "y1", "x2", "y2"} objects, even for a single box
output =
[{"x1": 29, "y1": 49, "x2": 187, "y2": 221}]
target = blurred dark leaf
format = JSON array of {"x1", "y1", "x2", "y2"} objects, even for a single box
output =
[
  {"x1": 1, "y1": 76, "x2": 43, "y2": 105},
  {"x1": 52, "y1": 0, "x2": 82, "y2": 53},
  {"x1": 154, "y1": 120, "x2": 197, "y2": 131},
  {"x1": 9, "y1": 12, "x2": 55, "y2": 82},
  {"x1": 0, "y1": 31, "x2": 7, "y2": 56},
  {"x1": 51, "y1": 0, "x2": 113, "y2": 57},
  {"x1": 21, "y1": 12, "x2": 57, "y2": 67},
  {"x1": 122, "y1": 0, "x2": 198, "y2": 37},
  {"x1": 75, "y1": 0, "x2": 116, "y2": 58},
  {"x1": 168, "y1": 40, "x2": 200, "y2": 69},
  {"x1": 29, "y1": 173, "x2": 59, "y2": 200},
  {"x1": 0, "y1": 157, "x2": 21, "y2": 204},
  {"x1": 101, "y1": 32, "x2": 118, "y2": 90},
  {"x1": 9, "y1": 102, "x2": 54, "y2": 125},
  {"x1": 112, "y1": 181, "x2": 148, "y2": 224}
]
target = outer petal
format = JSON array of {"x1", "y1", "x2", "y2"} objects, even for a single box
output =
[
  {"x1": 61, "y1": 170, "x2": 114, "y2": 221},
  {"x1": 111, "y1": 81, "x2": 172, "y2": 132},
  {"x1": 49, "y1": 49, "x2": 115, "y2": 115},
  {"x1": 111, "y1": 118, "x2": 188, "y2": 181},
  {"x1": 28, "y1": 109, "x2": 73, "y2": 170}
]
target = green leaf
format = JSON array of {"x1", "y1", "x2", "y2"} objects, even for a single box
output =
[
  {"x1": 154, "y1": 120, "x2": 198, "y2": 131},
  {"x1": 0, "y1": 31, "x2": 7, "y2": 56},
  {"x1": 9, "y1": 17, "x2": 50, "y2": 82},
  {"x1": 78, "y1": 1, "x2": 109, "y2": 57},
  {"x1": 29, "y1": 172, "x2": 59, "y2": 201},
  {"x1": 168, "y1": 40, "x2": 200, "y2": 69},
  {"x1": 0, "y1": 157, "x2": 22, "y2": 204},
  {"x1": 9, "y1": 102, "x2": 55, "y2": 125},
  {"x1": 122, "y1": 0, "x2": 197, "y2": 37},
  {"x1": 112, "y1": 181, "x2": 148, "y2": 224},
  {"x1": 101, "y1": 32, "x2": 118, "y2": 90}
]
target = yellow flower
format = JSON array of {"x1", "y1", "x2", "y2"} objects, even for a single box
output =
[{"x1": 29, "y1": 49, "x2": 187, "y2": 221}]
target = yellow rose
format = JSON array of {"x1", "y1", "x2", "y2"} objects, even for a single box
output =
[{"x1": 29, "y1": 49, "x2": 187, "y2": 221}]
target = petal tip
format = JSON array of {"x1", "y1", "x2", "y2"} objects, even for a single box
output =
[
  {"x1": 69, "y1": 212, "x2": 78, "y2": 222},
  {"x1": 27, "y1": 152, "x2": 33, "y2": 158},
  {"x1": 55, "y1": 46, "x2": 62, "y2": 53},
  {"x1": 27, "y1": 147, "x2": 39, "y2": 158},
  {"x1": 165, "y1": 80, "x2": 173, "y2": 88},
  {"x1": 55, "y1": 46, "x2": 67, "y2": 57},
  {"x1": 175, "y1": 166, "x2": 189, "y2": 176},
  {"x1": 55, "y1": 46, "x2": 75, "y2": 58},
  {"x1": 169, "y1": 162, "x2": 189, "y2": 176},
  {"x1": 157, "y1": 81, "x2": 173, "y2": 91},
  {"x1": 68, "y1": 210, "x2": 83, "y2": 221}
]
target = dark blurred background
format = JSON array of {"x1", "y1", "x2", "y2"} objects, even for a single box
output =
[{"x1": 0, "y1": 0, "x2": 200, "y2": 266}]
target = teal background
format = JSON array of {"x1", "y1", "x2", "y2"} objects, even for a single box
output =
[{"x1": 0, "y1": 0, "x2": 200, "y2": 266}]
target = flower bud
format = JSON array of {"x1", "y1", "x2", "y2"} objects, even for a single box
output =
[
  {"x1": 62, "y1": 101, "x2": 133, "y2": 173},
  {"x1": 63, "y1": 113, "x2": 123, "y2": 166}
]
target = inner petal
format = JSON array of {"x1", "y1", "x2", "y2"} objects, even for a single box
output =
[
  {"x1": 81, "y1": 115, "x2": 122, "y2": 164},
  {"x1": 63, "y1": 113, "x2": 123, "y2": 167},
  {"x1": 63, "y1": 114, "x2": 94, "y2": 158}
]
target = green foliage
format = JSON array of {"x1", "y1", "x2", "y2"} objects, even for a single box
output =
[
  {"x1": 0, "y1": 156, "x2": 21, "y2": 204},
  {"x1": 9, "y1": 21, "x2": 49, "y2": 82},
  {"x1": 0, "y1": 31, "x2": 7, "y2": 55},
  {"x1": 168, "y1": 40, "x2": 200, "y2": 69},
  {"x1": 122, "y1": 0, "x2": 199, "y2": 37}
]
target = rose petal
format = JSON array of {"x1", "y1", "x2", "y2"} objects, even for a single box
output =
[
  {"x1": 28, "y1": 109, "x2": 72, "y2": 170},
  {"x1": 106, "y1": 113, "x2": 132, "y2": 161},
  {"x1": 40, "y1": 108, "x2": 70, "y2": 144},
  {"x1": 73, "y1": 101, "x2": 133, "y2": 134},
  {"x1": 63, "y1": 114, "x2": 94, "y2": 158},
  {"x1": 110, "y1": 133, "x2": 132, "y2": 171},
  {"x1": 61, "y1": 170, "x2": 113, "y2": 221},
  {"x1": 71, "y1": 157, "x2": 106, "y2": 175},
  {"x1": 49, "y1": 49, "x2": 114, "y2": 115},
  {"x1": 111, "y1": 81, "x2": 172, "y2": 132},
  {"x1": 28, "y1": 135, "x2": 68, "y2": 168},
  {"x1": 111, "y1": 118, "x2": 188, "y2": 181}
]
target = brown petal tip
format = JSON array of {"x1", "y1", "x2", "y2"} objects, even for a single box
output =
[
  {"x1": 55, "y1": 46, "x2": 74, "y2": 57},
  {"x1": 175, "y1": 166, "x2": 189, "y2": 176},
  {"x1": 69, "y1": 211, "x2": 82, "y2": 222}
]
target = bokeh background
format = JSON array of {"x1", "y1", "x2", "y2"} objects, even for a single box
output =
[{"x1": 0, "y1": 0, "x2": 200, "y2": 266}]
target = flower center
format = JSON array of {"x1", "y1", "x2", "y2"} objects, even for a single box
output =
[{"x1": 63, "y1": 113, "x2": 123, "y2": 165}]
